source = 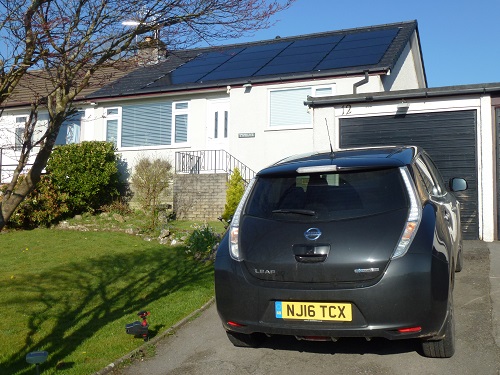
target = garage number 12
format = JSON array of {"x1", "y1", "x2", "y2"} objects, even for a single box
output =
[{"x1": 341, "y1": 105, "x2": 352, "y2": 115}]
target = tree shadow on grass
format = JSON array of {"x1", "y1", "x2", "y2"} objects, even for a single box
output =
[{"x1": 0, "y1": 243, "x2": 213, "y2": 374}]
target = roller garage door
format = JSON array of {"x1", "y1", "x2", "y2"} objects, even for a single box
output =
[{"x1": 339, "y1": 110, "x2": 478, "y2": 239}]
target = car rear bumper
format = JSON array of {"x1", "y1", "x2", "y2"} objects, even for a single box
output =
[{"x1": 215, "y1": 250, "x2": 450, "y2": 341}]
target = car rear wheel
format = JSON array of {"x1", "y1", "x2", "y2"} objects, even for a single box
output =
[
  {"x1": 421, "y1": 299, "x2": 455, "y2": 358},
  {"x1": 226, "y1": 331, "x2": 265, "y2": 348}
]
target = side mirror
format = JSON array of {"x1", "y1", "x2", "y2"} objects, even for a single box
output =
[{"x1": 449, "y1": 178, "x2": 467, "y2": 192}]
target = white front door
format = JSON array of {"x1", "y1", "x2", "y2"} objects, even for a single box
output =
[{"x1": 206, "y1": 99, "x2": 230, "y2": 150}]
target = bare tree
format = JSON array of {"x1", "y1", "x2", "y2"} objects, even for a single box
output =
[{"x1": 0, "y1": 0, "x2": 295, "y2": 230}]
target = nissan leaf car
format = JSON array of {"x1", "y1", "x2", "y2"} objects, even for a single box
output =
[{"x1": 215, "y1": 146, "x2": 467, "y2": 358}]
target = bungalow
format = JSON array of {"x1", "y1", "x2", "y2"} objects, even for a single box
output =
[
  {"x1": 84, "y1": 20, "x2": 425, "y2": 173},
  {"x1": 1, "y1": 20, "x2": 431, "y2": 224}
]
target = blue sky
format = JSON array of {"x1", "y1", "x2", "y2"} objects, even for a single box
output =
[{"x1": 225, "y1": 0, "x2": 500, "y2": 88}]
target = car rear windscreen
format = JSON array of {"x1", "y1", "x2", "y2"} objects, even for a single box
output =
[{"x1": 245, "y1": 167, "x2": 409, "y2": 221}]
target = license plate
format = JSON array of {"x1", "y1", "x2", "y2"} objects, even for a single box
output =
[{"x1": 275, "y1": 301, "x2": 352, "y2": 322}]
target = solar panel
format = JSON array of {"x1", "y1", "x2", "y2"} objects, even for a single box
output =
[
  {"x1": 250, "y1": 36, "x2": 342, "y2": 77},
  {"x1": 323, "y1": 45, "x2": 393, "y2": 60},
  {"x1": 201, "y1": 68, "x2": 262, "y2": 81},
  {"x1": 278, "y1": 43, "x2": 335, "y2": 56},
  {"x1": 334, "y1": 36, "x2": 398, "y2": 51},
  {"x1": 255, "y1": 61, "x2": 319, "y2": 76},
  {"x1": 272, "y1": 52, "x2": 329, "y2": 64},
  {"x1": 200, "y1": 42, "x2": 292, "y2": 81},
  {"x1": 237, "y1": 41, "x2": 292, "y2": 53},
  {"x1": 170, "y1": 73, "x2": 206, "y2": 85},
  {"x1": 317, "y1": 54, "x2": 384, "y2": 70},
  {"x1": 219, "y1": 59, "x2": 272, "y2": 69},
  {"x1": 342, "y1": 28, "x2": 399, "y2": 41},
  {"x1": 290, "y1": 34, "x2": 343, "y2": 48},
  {"x1": 169, "y1": 48, "x2": 244, "y2": 84},
  {"x1": 313, "y1": 28, "x2": 400, "y2": 70},
  {"x1": 160, "y1": 26, "x2": 400, "y2": 84},
  {"x1": 202, "y1": 63, "x2": 265, "y2": 81},
  {"x1": 254, "y1": 52, "x2": 327, "y2": 76}
]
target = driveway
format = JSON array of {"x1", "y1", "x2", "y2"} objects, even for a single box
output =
[{"x1": 110, "y1": 241, "x2": 500, "y2": 375}]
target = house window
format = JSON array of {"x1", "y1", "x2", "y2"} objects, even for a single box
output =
[
  {"x1": 15, "y1": 116, "x2": 27, "y2": 150},
  {"x1": 106, "y1": 120, "x2": 118, "y2": 146},
  {"x1": 224, "y1": 111, "x2": 228, "y2": 138},
  {"x1": 56, "y1": 112, "x2": 82, "y2": 145},
  {"x1": 120, "y1": 100, "x2": 189, "y2": 148},
  {"x1": 269, "y1": 87, "x2": 311, "y2": 128},
  {"x1": 214, "y1": 112, "x2": 219, "y2": 139},
  {"x1": 173, "y1": 101, "x2": 189, "y2": 144},
  {"x1": 212, "y1": 110, "x2": 228, "y2": 139},
  {"x1": 313, "y1": 85, "x2": 336, "y2": 97},
  {"x1": 105, "y1": 108, "x2": 120, "y2": 147},
  {"x1": 107, "y1": 108, "x2": 119, "y2": 116},
  {"x1": 121, "y1": 102, "x2": 172, "y2": 147}
]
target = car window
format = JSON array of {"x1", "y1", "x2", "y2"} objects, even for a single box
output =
[
  {"x1": 415, "y1": 155, "x2": 446, "y2": 197},
  {"x1": 421, "y1": 154, "x2": 447, "y2": 195},
  {"x1": 245, "y1": 168, "x2": 409, "y2": 221},
  {"x1": 415, "y1": 158, "x2": 435, "y2": 195}
]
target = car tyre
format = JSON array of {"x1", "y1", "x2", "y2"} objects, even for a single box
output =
[
  {"x1": 226, "y1": 331, "x2": 265, "y2": 348},
  {"x1": 421, "y1": 299, "x2": 455, "y2": 358},
  {"x1": 455, "y1": 244, "x2": 464, "y2": 272}
]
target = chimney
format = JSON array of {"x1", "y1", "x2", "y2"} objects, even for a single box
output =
[{"x1": 136, "y1": 35, "x2": 166, "y2": 66}]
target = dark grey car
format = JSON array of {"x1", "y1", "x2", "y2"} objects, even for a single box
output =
[{"x1": 215, "y1": 146, "x2": 467, "y2": 358}]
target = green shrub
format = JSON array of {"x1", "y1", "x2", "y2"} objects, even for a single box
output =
[
  {"x1": 131, "y1": 155, "x2": 173, "y2": 230},
  {"x1": 2, "y1": 175, "x2": 70, "y2": 228},
  {"x1": 47, "y1": 141, "x2": 121, "y2": 215},
  {"x1": 185, "y1": 224, "x2": 221, "y2": 260},
  {"x1": 221, "y1": 168, "x2": 245, "y2": 221}
]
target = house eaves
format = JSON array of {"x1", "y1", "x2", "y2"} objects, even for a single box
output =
[
  {"x1": 87, "y1": 20, "x2": 419, "y2": 100},
  {"x1": 305, "y1": 82, "x2": 500, "y2": 108},
  {"x1": 87, "y1": 66, "x2": 393, "y2": 101}
]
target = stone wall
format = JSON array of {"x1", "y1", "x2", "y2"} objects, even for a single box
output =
[{"x1": 173, "y1": 173, "x2": 228, "y2": 220}]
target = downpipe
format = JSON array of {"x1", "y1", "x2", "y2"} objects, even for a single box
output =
[{"x1": 353, "y1": 70, "x2": 369, "y2": 94}]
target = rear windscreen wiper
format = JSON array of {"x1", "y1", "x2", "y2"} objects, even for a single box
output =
[{"x1": 271, "y1": 209, "x2": 316, "y2": 216}]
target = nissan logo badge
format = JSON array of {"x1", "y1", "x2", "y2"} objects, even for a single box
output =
[{"x1": 304, "y1": 228, "x2": 322, "y2": 241}]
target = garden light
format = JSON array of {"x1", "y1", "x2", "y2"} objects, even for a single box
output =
[{"x1": 26, "y1": 351, "x2": 48, "y2": 375}]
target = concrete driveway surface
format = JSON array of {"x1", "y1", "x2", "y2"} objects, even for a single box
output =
[{"x1": 109, "y1": 241, "x2": 500, "y2": 375}]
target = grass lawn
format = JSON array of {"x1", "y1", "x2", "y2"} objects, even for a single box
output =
[{"x1": 0, "y1": 228, "x2": 215, "y2": 375}]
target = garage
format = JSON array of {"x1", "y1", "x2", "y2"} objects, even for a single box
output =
[{"x1": 339, "y1": 110, "x2": 478, "y2": 239}]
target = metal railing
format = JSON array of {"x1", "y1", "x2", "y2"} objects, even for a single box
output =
[{"x1": 175, "y1": 150, "x2": 255, "y2": 182}]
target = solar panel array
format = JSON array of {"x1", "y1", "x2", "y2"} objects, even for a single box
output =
[{"x1": 155, "y1": 27, "x2": 400, "y2": 87}]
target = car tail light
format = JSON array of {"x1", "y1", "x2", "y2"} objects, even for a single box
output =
[
  {"x1": 229, "y1": 178, "x2": 256, "y2": 261},
  {"x1": 392, "y1": 167, "x2": 422, "y2": 259}
]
